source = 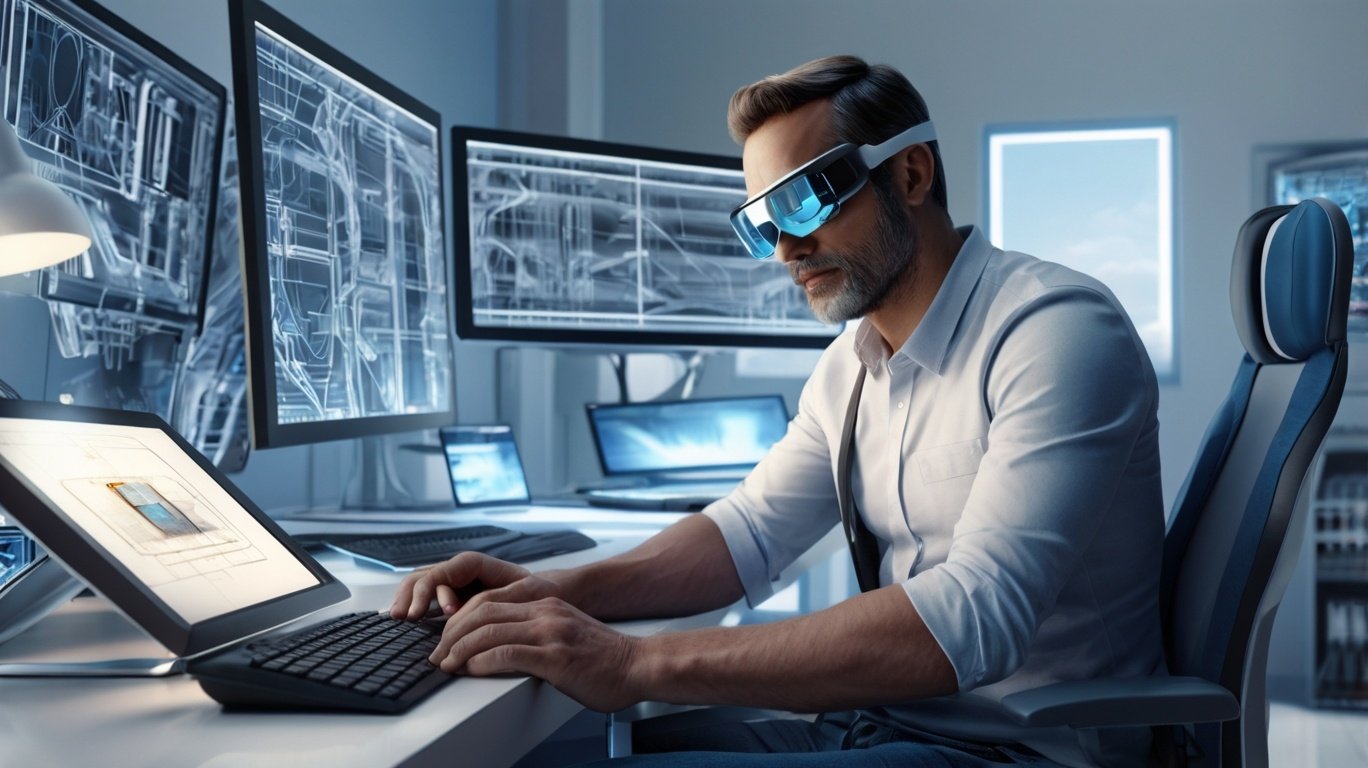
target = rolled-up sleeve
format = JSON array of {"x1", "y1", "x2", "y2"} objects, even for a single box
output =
[
  {"x1": 902, "y1": 287, "x2": 1156, "y2": 689},
  {"x1": 703, "y1": 355, "x2": 848, "y2": 607}
]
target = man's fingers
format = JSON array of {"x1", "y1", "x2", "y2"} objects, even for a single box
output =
[
  {"x1": 448, "y1": 576, "x2": 548, "y2": 623},
  {"x1": 404, "y1": 553, "x2": 495, "y2": 620},
  {"x1": 435, "y1": 584, "x2": 457, "y2": 614},
  {"x1": 432, "y1": 600, "x2": 539, "y2": 662},
  {"x1": 462, "y1": 644, "x2": 548, "y2": 678},
  {"x1": 388, "y1": 569, "x2": 429, "y2": 619},
  {"x1": 405, "y1": 570, "x2": 445, "y2": 620}
]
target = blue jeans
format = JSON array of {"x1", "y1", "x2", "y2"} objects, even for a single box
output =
[{"x1": 576, "y1": 711, "x2": 1062, "y2": 767}]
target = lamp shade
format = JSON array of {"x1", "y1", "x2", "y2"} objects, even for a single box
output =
[{"x1": 0, "y1": 119, "x2": 92, "y2": 278}]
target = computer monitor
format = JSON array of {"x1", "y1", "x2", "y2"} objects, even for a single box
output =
[
  {"x1": 1266, "y1": 146, "x2": 1368, "y2": 337},
  {"x1": 0, "y1": 0, "x2": 225, "y2": 332},
  {"x1": 586, "y1": 395, "x2": 790, "y2": 477},
  {"x1": 453, "y1": 126, "x2": 841, "y2": 349},
  {"x1": 438, "y1": 425, "x2": 531, "y2": 507},
  {"x1": 230, "y1": 0, "x2": 453, "y2": 448}
]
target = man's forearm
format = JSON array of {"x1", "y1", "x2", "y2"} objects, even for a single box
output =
[
  {"x1": 544, "y1": 513, "x2": 745, "y2": 621},
  {"x1": 629, "y1": 585, "x2": 958, "y2": 712}
]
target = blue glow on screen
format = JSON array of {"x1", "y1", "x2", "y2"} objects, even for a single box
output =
[
  {"x1": 443, "y1": 428, "x2": 530, "y2": 504},
  {"x1": 592, "y1": 397, "x2": 788, "y2": 475},
  {"x1": 0, "y1": 528, "x2": 34, "y2": 587}
]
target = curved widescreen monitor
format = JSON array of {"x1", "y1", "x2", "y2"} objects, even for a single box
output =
[
  {"x1": 453, "y1": 126, "x2": 841, "y2": 349},
  {"x1": 230, "y1": 0, "x2": 453, "y2": 448}
]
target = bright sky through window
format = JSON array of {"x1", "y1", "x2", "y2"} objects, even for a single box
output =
[{"x1": 988, "y1": 125, "x2": 1174, "y2": 378}]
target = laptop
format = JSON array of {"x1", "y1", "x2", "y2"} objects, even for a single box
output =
[
  {"x1": 439, "y1": 424, "x2": 535, "y2": 511},
  {"x1": 0, "y1": 399, "x2": 456, "y2": 712},
  {"x1": 582, "y1": 395, "x2": 789, "y2": 510}
]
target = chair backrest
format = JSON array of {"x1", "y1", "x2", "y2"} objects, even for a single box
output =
[{"x1": 1160, "y1": 198, "x2": 1352, "y2": 766}]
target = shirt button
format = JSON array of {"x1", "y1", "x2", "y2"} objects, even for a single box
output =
[{"x1": 897, "y1": 401, "x2": 905, "y2": 409}]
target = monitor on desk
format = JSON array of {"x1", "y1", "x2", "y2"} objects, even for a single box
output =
[
  {"x1": 0, "y1": 0, "x2": 226, "y2": 335},
  {"x1": 0, "y1": 399, "x2": 347, "y2": 657},
  {"x1": 230, "y1": 0, "x2": 454, "y2": 449},
  {"x1": 586, "y1": 395, "x2": 790, "y2": 478},
  {"x1": 453, "y1": 126, "x2": 842, "y2": 349}
]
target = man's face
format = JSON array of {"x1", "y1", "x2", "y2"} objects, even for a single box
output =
[{"x1": 741, "y1": 101, "x2": 919, "y2": 324}]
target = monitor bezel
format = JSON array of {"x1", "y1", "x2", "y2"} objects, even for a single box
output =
[
  {"x1": 452, "y1": 125, "x2": 841, "y2": 350},
  {"x1": 230, "y1": 0, "x2": 455, "y2": 449},
  {"x1": 19, "y1": 0, "x2": 227, "y2": 335},
  {"x1": 438, "y1": 424, "x2": 533, "y2": 507},
  {"x1": 585, "y1": 394, "x2": 791, "y2": 477},
  {"x1": 0, "y1": 399, "x2": 349, "y2": 657}
]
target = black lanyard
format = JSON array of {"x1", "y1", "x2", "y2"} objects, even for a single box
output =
[{"x1": 837, "y1": 366, "x2": 882, "y2": 592}]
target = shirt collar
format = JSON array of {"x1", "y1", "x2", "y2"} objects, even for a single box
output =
[{"x1": 853, "y1": 225, "x2": 992, "y2": 375}]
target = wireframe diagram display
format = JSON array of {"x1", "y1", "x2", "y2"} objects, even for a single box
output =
[
  {"x1": 454, "y1": 127, "x2": 840, "y2": 349},
  {"x1": 172, "y1": 112, "x2": 250, "y2": 472},
  {"x1": 0, "y1": 415, "x2": 320, "y2": 625},
  {"x1": 0, "y1": 0, "x2": 224, "y2": 332},
  {"x1": 230, "y1": 1, "x2": 453, "y2": 447}
]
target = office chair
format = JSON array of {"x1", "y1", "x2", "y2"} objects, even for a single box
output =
[{"x1": 999, "y1": 197, "x2": 1353, "y2": 768}]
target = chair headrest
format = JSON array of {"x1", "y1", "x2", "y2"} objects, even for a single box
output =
[{"x1": 1229, "y1": 198, "x2": 1352, "y2": 363}]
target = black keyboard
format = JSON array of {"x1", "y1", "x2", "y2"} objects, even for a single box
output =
[
  {"x1": 190, "y1": 611, "x2": 449, "y2": 714},
  {"x1": 324, "y1": 525, "x2": 597, "y2": 569}
]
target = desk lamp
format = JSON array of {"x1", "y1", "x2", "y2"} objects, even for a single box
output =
[{"x1": 0, "y1": 118, "x2": 93, "y2": 399}]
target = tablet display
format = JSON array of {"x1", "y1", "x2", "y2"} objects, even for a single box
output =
[{"x1": 0, "y1": 400, "x2": 346, "y2": 655}]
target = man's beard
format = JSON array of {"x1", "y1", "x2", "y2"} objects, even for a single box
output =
[{"x1": 789, "y1": 181, "x2": 919, "y2": 324}]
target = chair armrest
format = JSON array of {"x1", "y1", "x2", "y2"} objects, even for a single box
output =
[{"x1": 998, "y1": 675, "x2": 1239, "y2": 728}]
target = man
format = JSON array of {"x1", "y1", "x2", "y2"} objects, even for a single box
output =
[{"x1": 391, "y1": 55, "x2": 1164, "y2": 767}]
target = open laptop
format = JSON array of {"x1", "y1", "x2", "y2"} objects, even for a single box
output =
[
  {"x1": 0, "y1": 398, "x2": 452, "y2": 712},
  {"x1": 439, "y1": 424, "x2": 534, "y2": 511},
  {"x1": 582, "y1": 395, "x2": 789, "y2": 510}
]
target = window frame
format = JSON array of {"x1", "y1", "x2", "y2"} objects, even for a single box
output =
[{"x1": 983, "y1": 120, "x2": 1179, "y2": 384}]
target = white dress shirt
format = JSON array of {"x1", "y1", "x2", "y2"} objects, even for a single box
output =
[{"x1": 703, "y1": 226, "x2": 1165, "y2": 767}]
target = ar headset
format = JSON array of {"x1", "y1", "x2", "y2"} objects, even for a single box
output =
[{"x1": 729, "y1": 119, "x2": 937, "y2": 260}]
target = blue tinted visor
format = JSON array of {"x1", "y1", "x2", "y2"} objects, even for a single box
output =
[
  {"x1": 729, "y1": 119, "x2": 937, "y2": 259},
  {"x1": 730, "y1": 146, "x2": 861, "y2": 260}
]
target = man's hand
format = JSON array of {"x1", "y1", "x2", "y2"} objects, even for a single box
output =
[
  {"x1": 431, "y1": 595, "x2": 643, "y2": 713},
  {"x1": 387, "y1": 551, "x2": 643, "y2": 712},
  {"x1": 389, "y1": 552, "x2": 556, "y2": 620}
]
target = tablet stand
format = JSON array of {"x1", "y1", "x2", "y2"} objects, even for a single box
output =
[
  {"x1": 0, "y1": 538, "x2": 82, "y2": 648},
  {"x1": 0, "y1": 536, "x2": 182, "y2": 677},
  {"x1": 0, "y1": 552, "x2": 185, "y2": 678}
]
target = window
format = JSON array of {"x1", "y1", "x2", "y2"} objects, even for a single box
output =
[{"x1": 987, "y1": 124, "x2": 1176, "y2": 379}]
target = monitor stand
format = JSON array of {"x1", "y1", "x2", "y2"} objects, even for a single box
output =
[
  {"x1": 333, "y1": 435, "x2": 451, "y2": 512},
  {"x1": 0, "y1": 538, "x2": 83, "y2": 649},
  {"x1": 0, "y1": 561, "x2": 183, "y2": 678}
]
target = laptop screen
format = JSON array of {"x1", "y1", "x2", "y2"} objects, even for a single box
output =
[
  {"x1": 0, "y1": 400, "x2": 346, "y2": 656},
  {"x1": 440, "y1": 425, "x2": 531, "y2": 506},
  {"x1": 586, "y1": 396, "x2": 789, "y2": 476}
]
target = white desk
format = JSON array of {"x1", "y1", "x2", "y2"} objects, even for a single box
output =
[{"x1": 0, "y1": 509, "x2": 843, "y2": 768}]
